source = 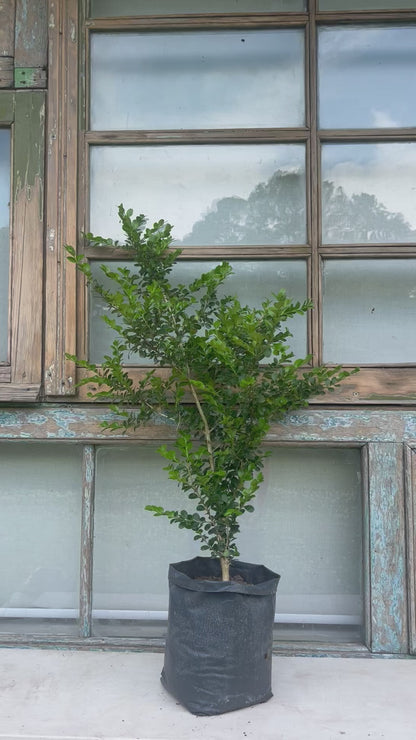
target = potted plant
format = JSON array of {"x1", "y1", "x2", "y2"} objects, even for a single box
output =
[{"x1": 66, "y1": 205, "x2": 354, "y2": 715}]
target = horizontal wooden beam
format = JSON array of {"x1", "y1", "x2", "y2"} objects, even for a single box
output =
[{"x1": 0, "y1": 406, "x2": 416, "y2": 442}]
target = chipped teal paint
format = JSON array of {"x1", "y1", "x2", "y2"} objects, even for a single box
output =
[
  {"x1": 0, "y1": 407, "x2": 413, "y2": 654},
  {"x1": 368, "y1": 443, "x2": 407, "y2": 654}
]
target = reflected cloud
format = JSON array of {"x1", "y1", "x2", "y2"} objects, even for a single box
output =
[
  {"x1": 322, "y1": 143, "x2": 416, "y2": 241},
  {"x1": 91, "y1": 29, "x2": 304, "y2": 130},
  {"x1": 319, "y1": 26, "x2": 416, "y2": 128},
  {"x1": 90, "y1": 144, "x2": 306, "y2": 243}
]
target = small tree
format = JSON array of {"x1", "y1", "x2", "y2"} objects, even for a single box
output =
[{"x1": 67, "y1": 205, "x2": 355, "y2": 581}]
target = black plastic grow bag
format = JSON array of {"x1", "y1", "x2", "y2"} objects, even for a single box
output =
[{"x1": 161, "y1": 556, "x2": 280, "y2": 715}]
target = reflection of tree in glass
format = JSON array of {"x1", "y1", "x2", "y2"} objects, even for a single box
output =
[
  {"x1": 180, "y1": 169, "x2": 416, "y2": 245},
  {"x1": 180, "y1": 170, "x2": 305, "y2": 245},
  {"x1": 323, "y1": 181, "x2": 416, "y2": 244}
]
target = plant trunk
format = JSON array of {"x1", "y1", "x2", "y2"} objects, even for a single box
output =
[{"x1": 220, "y1": 556, "x2": 230, "y2": 581}]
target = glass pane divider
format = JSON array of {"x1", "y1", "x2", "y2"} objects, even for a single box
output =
[
  {"x1": 85, "y1": 130, "x2": 311, "y2": 144},
  {"x1": 79, "y1": 445, "x2": 96, "y2": 638},
  {"x1": 316, "y1": 10, "x2": 416, "y2": 21},
  {"x1": 319, "y1": 130, "x2": 416, "y2": 141},
  {"x1": 319, "y1": 246, "x2": 416, "y2": 255},
  {"x1": 86, "y1": 15, "x2": 309, "y2": 31}
]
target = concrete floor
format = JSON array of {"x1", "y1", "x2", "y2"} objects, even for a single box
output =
[{"x1": 0, "y1": 649, "x2": 415, "y2": 740}]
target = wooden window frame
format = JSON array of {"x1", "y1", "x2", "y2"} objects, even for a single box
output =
[
  {"x1": 0, "y1": 90, "x2": 44, "y2": 402},
  {"x1": 0, "y1": 407, "x2": 411, "y2": 655},
  {"x1": 45, "y1": 1, "x2": 416, "y2": 403}
]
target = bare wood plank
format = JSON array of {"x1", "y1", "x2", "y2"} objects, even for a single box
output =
[
  {"x1": 320, "y1": 129, "x2": 416, "y2": 142},
  {"x1": 0, "y1": 634, "x2": 165, "y2": 651},
  {"x1": 0, "y1": 57, "x2": 13, "y2": 88},
  {"x1": 85, "y1": 129, "x2": 310, "y2": 144},
  {"x1": 79, "y1": 445, "x2": 96, "y2": 639},
  {"x1": 74, "y1": 366, "x2": 416, "y2": 405},
  {"x1": 0, "y1": 0, "x2": 15, "y2": 57},
  {"x1": 404, "y1": 444, "x2": 416, "y2": 654},
  {"x1": 84, "y1": 245, "x2": 311, "y2": 260},
  {"x1": 86, "y1": 14, "x2": 309, "y2": 30},
  {"x1": 313, "y1": 368, "x2": 416, "y2": 405},
  {"x1": 0, "y1": 365, "x2": 10, "y2": 381},
  {"x1": 367, "y1": 442, "x2": 408, "y2": 654},
  {"x1": 0, "y1": 384, "x2": 40, "y2": 401},
  {"x1": 45, "y1": 0, "x2": 79, "y2": 395},
  {"x1": 316, "y1": 10, "x2": 416, "y2": 22},
  {"x1": 15, "y1": 0, "x2": 48, "y2": 70},
  {"x1": 10, "y1": 91, "x2": 44, "y2": 389},
  {"x1": 319, "y1": 246, "x2": 416, "y2": 256}
]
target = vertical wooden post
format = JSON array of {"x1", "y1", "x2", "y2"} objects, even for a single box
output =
[
  {"x1": 80, "y1": 444, "x2": 96, "y2": 638},
  {"x1": 404, "y1": 444, "x2": 415, "y2": 654},
  {"x1": 367, "y1": 442, "x2": 408, "y2": 653},
  {"x1": 0, "y1": 0, "x2": 15, "y2": 88},
  {"x1": 45, "y1": 0, "x2": 79, "y2": 396},
  {"x1": 14, "y1": 0, "x2": 47, "y2": 87}
]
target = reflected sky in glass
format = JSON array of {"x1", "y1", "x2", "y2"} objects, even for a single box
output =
[
  {"x1": 323, "y1": 259, "x2": 416, "y2": 363},
  {"x1": 0, "y1": 129, "x2": 10, "y2": 362},
  {"x1": 321, "y1": 143, "x2": 416, "y2": 244},
  {"x1": 91, "y1": 29, "x2": 304, "y2": 130},
  {"x1": 319, "y1": 26, "x2": 416, "y2": 129},
  {"x1": 89, "y1": 259, "x2": 308, "y2": 365},
  {"x1": 90, "y1": 144, "x2": 306, "y2": 245},
  {"x1": 0, "y1": 443, "x2": 82, "y2": 617}
]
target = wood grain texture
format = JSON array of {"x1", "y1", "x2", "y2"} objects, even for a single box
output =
[
  {"x1": 15, "y1": 0, "x2": 48, "y2": 69},
  {"x1": 10, "y1": 92, "x2": 44, "y2": 392},
  {"x1": 44, "y1": 0, "x2": 79, "y2": 396},
  {"x1": 367, "y1": 443, "x2": 408, "y2": 654},
  {"x1": 0, "y1": 0, "x2": 15, "y2": 59},
  {"x1": 0, "y1": 57, "x2": 13, "y2": 88},
  {"x1": 79, "y1": 445, "x2": 96, "y2": 638},
  {"x1": 74, "y1": 366, "x2": 416, "y2": 405}
]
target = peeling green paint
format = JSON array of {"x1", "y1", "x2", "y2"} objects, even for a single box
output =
[
  {"x1": 14, "y1": 67, "x2": 47, "y2": 88},
  {"x1": 13, "y1": 91, "x2": 45, "y2": 215}
]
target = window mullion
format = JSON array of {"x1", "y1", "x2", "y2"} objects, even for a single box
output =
[{"x1": 79, "y1": 444, "x2": 96, "y2": 639}]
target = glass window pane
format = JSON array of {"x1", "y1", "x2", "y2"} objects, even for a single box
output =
[
  {"x1": 93, "y1": 446, "x2": 200, "y2": 638},
  {"x1": 0, "y1": 443, "x2": 83, "y2": 635},
  {"x1": 0, "y1": 129, "x2": 10, "y2": 362},
  {"x1": 323, "y1": 259, "x2": 416, "y2": 364},
  {"x1": 90, "y1": 144, "x2": 306, "y2": 246},
  {"x1": 89, "y1": 260, "x2": 308, "y2": 364},
  {"x1": 320, "y1": 0, "x2": 416, "y2": 8},
  {"x1": 91, "y1": 30, "x2": 304, "y2": 130},
  {"x1": 239, "y1": 447, "x2": 363, "y2": 641},
  {"x1": 93, "y1": 446, "x2": 363, "y2": 642},
  {"x1": 90, "y1": 0, "x2": 306, "y2": 17},
  {"x1": 319, "y1": 26, "x2": 416, "y2": 129},
  {"x1": 321, "y1": 143, "x2": 416, "y2": 245}
]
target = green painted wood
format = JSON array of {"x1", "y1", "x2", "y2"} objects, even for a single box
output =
[
  {"x1": 367, "y1": 442, "x2": 408, "y2": 654},
  {"x1": 14, "y1": 67, "x2": 47, "y2": 88},
  {"x1": 13, "y1": 91, "x2": 45, "y2": 200},
  {"x1": 0, "y1": 91, "x2": 15, "y2": 123}
]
